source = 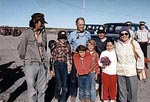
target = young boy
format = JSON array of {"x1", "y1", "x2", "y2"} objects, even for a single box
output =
[
  {"x1": 73, "y1": 45, "x2": 91, "y2": 102},
  {"x1": 86, "y1": 40, "x2": 99, "y2": 102},
  {"x1": 51, "y1": 30, "x2": 72, "y2": 102}
]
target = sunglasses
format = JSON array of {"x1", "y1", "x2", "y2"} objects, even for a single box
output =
[{"x1": 120, "y1": 33, "x2": 129, "y2": 36}]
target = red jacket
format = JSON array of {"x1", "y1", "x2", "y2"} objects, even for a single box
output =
[
  {"x1": 73, "y1": 51, "x2": 92, "y2": 75},
  {"x1": 87, "y1": 50, "x2": 99, "y2": 74}
]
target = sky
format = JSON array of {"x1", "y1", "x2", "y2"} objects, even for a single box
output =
[{"x1": 0, "y1": 0, "x2": 150, "y2": 29}]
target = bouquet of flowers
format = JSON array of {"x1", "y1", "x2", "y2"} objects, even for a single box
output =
[{"x1": 100, "y1": 56, "x2": 111, "y2": 66}]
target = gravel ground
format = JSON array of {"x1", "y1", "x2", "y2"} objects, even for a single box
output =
[{"x1": 0, "y1": 34, "x2": 150, "y2": 102}]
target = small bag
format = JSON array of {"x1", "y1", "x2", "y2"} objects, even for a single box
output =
[
  {"x1": 131, "y1": 39, "x2": 147, "y2": 80},
  {"x1": 137, "y1": 67, "x2": 147, "y2": 80}
]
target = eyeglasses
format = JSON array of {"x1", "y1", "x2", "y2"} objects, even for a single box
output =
[{"x1": 120, "y1": 33, "x2": 129, "y2": 36}]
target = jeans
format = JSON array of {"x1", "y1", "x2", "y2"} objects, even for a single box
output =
[
  {"x1": 70, "y1": 62, "x2": 78, "y2": 97},
  {"x1": 89, "y1": 72, "x2": 96, "y2": 101},
  {"x1": 78, "y1": 74, "x2": 90, "y2": 100},
  {"x1": 24, "y1": 63, "x2": 47, "y2": 102},
  {"x1": 54, "y1": 61, "x2": 68, "y2": 102}
]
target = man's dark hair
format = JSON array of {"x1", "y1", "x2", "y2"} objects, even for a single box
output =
[
  {"x1": 76, "y1": 17, "x2": 85, "y2": 25},
  {"x1": 29, "y1": 13, "x2": 47, "y2": 28},
  {"x1": 76, "y1": 45, "x2": 86, "y2": 52}
]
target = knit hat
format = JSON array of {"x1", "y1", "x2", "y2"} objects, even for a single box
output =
[
  {"x1": 119, "y1": 26, "x2": 130, "y2": 37},
  {"x1": 57, "y1": 31, "x2": 67, "y2": 40},
  {"x1": 119, "y1": 26, "x2": 129, "y2": 33}
]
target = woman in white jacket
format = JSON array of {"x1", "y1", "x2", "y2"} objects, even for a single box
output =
[{"x1": 115, "y1": 26, "x2": 144, "y2": 102}]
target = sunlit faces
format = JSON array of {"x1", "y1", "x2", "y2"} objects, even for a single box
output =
[
  {"x1": 120, "y1": 31, "x2": 129, "y2": 42},
  {"x1": 77, "y1": 19, "x2": 85, "y2": 32},
  {"x1": 97, "y1": 32, "x2": 105, "y2": 39},
  {"x1": 79, "y1": 51, "x2": 86, "y2": 58},
  {"x1": 87, "y1": 43, "x2": 95, "y2": 52},
  {"x1": 106, "y1": 42, "x2": 114, "y2": 51},
  {"x1": 35, "y1": 21, "x2": 44, "y2": 30},
  {"x1": 140, "y1": 25, "x2": 145, "y2": 30}
]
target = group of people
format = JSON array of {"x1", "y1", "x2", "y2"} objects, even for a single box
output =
[{"x1": 17, "y1": 13, "x2": 145, "y2": 102}]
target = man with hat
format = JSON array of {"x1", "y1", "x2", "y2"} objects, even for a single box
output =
[
  {"x1": 92, "y1": 25, "x2": 107, "y2": 100},
  {"x1": 136, "y1": 21, "x2": 150, "y2": 68},
  {"x1": 17, "y1": 13, "x2": 49, "y2": 102},
  {"x1": 125, "y1": 21, "x2": 136, "y2": 39},
  {"x1": 95, "y1": 25, "x2": 107, "y2": 56}
]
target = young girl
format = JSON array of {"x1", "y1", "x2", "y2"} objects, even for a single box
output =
[
  {"x1": 98, "y1": 39, "x2": 117, "y2": 102},
  {"x1": 86, "y1": 40, "x2": 99, "y2": 102}
]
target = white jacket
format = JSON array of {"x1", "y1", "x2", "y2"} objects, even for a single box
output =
[
  {"x1": 98, "y1": 50, "x2": 117, "y2": 75},
  {"x1": 115, "y1": 38, "x2": 144, "y2": 76}
]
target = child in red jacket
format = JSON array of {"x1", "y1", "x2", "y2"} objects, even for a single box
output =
[
  {"x1": 86, "y1": 40, "x2": 99, "y2": 102},
  {"x1": 73, "y1": 45, "x2": 91, "y2": 102}
]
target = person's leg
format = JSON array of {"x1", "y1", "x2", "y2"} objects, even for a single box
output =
[
  {"x1": 70, "y1": 63, "x2": 77, "y2": 97},
  {"x1": 126, "y1": 76, "x2": 138, "y2": 102},
  {"x1": 109, "y1": 75, "x2": 117, "y2": 101},
  {"x1": 83, "y1": 75, "x2": 90, "y2": 102},
  {"x1": 60, "y1": 62, "x2": 68, "y2": 102},
  {"x1": 54, "y1": 61, "x2": 62, "y2": 100},
  {"x1": 89, "y1": 73, "x2": 96, "y2": 102},
  {"x1": 117, "y1": 75, "x2": 127, "y2": 102},
  {"x1": 24, "y1": 63, "x2": 39, "y2": 102},
  {"x1": 78, "y1": 76, "x2": 84, "y2": 101},
  {"x1": 101, "y1": 73, "x2": 109, "y2": 101},
  {"x1": 37, "y1": 63, "x2": 47, "y2": 102}
]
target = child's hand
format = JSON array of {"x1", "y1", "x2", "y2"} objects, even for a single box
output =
[
  {"x1": 50, "y1": 70, "x2": 55, "y2": 77},
  {"x1": 102, "y1": 64, "x2": 107, "y2": 69},
  {"x1": 94, "y1": 74, "x2": 98, "y2": 80},
  {"x1": 67, "y1": 64, "x2": 72, "y2": 74}
]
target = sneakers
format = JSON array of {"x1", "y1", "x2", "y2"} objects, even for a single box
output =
[
  {"x1": 51, "y1": 97, "x2": 59, "y2": 102},
  {"x1": 70, "y1": 96, "x2": 76, "y2": 102}
]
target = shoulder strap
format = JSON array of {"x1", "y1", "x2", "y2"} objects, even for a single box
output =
[{"x1": 131, "y1": 39, "x2": 139, "y2": 60}]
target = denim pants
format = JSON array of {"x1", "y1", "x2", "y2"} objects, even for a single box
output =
[
  {"x1": 89, "y1": 72, "x2": 96, "y2": 101},
  {"x1": 24, "y1": 63, "x2": 47, "y2": 102},
  {"x1": 78, "y1": 74, "x2": 90, "y2": 100},
  {"x1": 54, "y1": 61, "x2": 68, "y2": 102},
  {"x1": 70, "y1": 62, "x2": 78, "y2": 97}
]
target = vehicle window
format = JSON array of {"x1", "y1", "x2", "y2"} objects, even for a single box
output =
[
  {"x1": 107, "y1": 25, "x2": 114, "y2": 33},
  {"x1": 115, "y1": 26, "x2": 122, "y2": 33},
  {"x1": 131, "y1": 26, "x2": 136, "y2": 32}
]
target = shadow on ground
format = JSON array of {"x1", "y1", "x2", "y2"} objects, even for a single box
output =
[{"x1": 0, "y1": 61, "x2": 25, "y2": 93}]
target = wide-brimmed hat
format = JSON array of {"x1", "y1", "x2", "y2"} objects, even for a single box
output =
[
  {"x1": 97, "y1": 26, "x2": 106, "y2": 34},
  {"x1": 31, "y1": 13, "x2": 47, "y2": 24}
]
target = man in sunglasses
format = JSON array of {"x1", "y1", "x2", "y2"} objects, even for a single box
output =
[
  {"x1": 136, "y1": 21, "x2": 150, "y2": 69},
  {"x1": 67, "y1": 17, "x2": 91, "y2": 102},
  {"x1": 125, "y1": 21, "x2": 136, "y2": 39},
  {"x1": 115, "y1": 26, "x2": 144, "y2": 102}
]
